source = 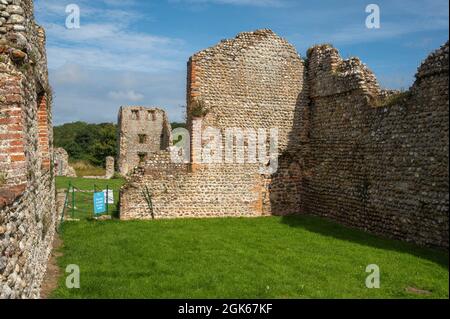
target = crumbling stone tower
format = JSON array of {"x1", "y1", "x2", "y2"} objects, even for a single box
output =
[
  {"x1": 117, "y1": 106, "x2": 172, "y2": 175},
  {"x1": 0, "y1": 0, "x2": 56, "y2": 298}
]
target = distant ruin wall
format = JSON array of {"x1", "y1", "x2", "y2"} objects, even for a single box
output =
[
  {"x1": 105, "y1": 156, "x2": 114, "y2": 179},
  {"x1": 54, "y1": 148, "x2": 76, "y2": 177},
  {"x1": 0, "y1": 0, "x2": 57, "y2": 298},
  {"x1": 302, "y1": 42, "x2": 449, "y2": 247},
  {"x1": 117, "y1": 106, "x2": 172, "y2": 176}
]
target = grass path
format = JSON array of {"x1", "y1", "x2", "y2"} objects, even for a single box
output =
[{"x1": 51, "y1": 216, "x2": 448, "y2": 299}]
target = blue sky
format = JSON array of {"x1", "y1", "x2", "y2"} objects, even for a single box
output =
[{"x1": 34, "y1": 0, "x2": 449, "y2": 125}]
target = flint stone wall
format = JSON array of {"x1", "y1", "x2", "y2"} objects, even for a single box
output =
[
  {"x1": 120, "y1": 151, "x2": 265, "y2": 220},
  {"x1": 105, "y1": 156, "x2": 114, "y2": 179},
  {"x1": 302, "y1": 42, "x2": 449, "y2": 247},
  {"x1": 0, "y1": 0, "x2": 56, "y2": 298},
  {"x1": 54, "y1": 147, "x2": 76, "y2": 177},
  {"x1": 120, "y1": 30, "x2": 449, "y2": 248},
  {"x1": 117, "y1": 106, "x2": 172, "y2": 176},
  {"x1": 120, "y1": 30, "x2": 306, "y2": 219}
]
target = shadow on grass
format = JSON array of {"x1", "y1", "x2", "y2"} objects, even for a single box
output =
[
  {"x1": 281, "y1": 215, "x2": 449, "y2": 269},
  {"x1": 111, "y1": 206, "x2": 120, "y2": 219}
]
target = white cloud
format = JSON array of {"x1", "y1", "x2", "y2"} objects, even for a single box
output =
[
  {"x1": 34, "y1": 0, "x2": 190, "y2": 124},
  {"x1": 50, "y1": 64, "x2": 187, "y2": 125},
  {"x1": 290, "y1": 2, "x2": 448, "y2": 52},
  {"x1": 51, "y1": 64, "x2": 86, "y2": 84},
  {"x1": 36, "y1": 0, "x2": 187, "y2": 73},
  {"x1": 43, "y1": 21, "x2": 186, "y2": 73},
  {"x1": 108, "y1": 90, "x2": 145, "y2": 102},
  {"x1": 325, "y1": 19, "x2": 448, "y2": 45}
]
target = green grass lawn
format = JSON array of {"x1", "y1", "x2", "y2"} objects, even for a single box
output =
[
  {"x1": 69, "y1": 160, "x2": 107, "y2": 177},
  {"x1": 51, "y1": 214, "x2": 449, "y2": 299}
]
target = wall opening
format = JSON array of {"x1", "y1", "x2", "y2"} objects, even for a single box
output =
[
  {"x1": 138, "y1": 134, "x2": 147, "y2": 144},
  {"x1": 138, "y1": 152, "x2": 148, "y2": 164},
  {"x1": 160, "y1": 133, "x2": 166, "y2": 150},
  {"x1": 131, "y1": 110, "x2": 140, "y2": 120},
  {"x1": 148, "y1": 110, "x2": 156, "y2": 121}
]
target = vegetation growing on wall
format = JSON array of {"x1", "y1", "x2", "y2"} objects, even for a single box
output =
[
  {"x1": 189, "y1": 100, "x2": 209, "y2": 118},
  {"x1": 374, "y1": 91, "x2": 412, "y2": 108}
]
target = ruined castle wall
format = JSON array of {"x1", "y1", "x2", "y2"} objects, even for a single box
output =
[
  {"x1": 117, "y1": 106, "x2": 172, "y2": 176},
  {"x1": 186, "y1": 30, "x2": 308, "y2": 215},
  {"x1": 187, "y1": 29, "x2": 305, "y2": 152},
  {"x1": 119, "y1": 30, "x2": 448, "y2": 247},
  {"x1": 54, "y1": 147, "x2": 76, "y2": 177},
  {"x1": 120, "y1": 30, "x2": 307, "y2": 219},
  {"x1": 120, "y1": 152, "x2": 264, "y2": 220},
  {"x1": 0, "y1": 0, "x2": 56, "y2": 298},
  {"x1": 0, "y1": 171, "x2": 55, "y2": 298},
  {"x1": 303, "y1": 43, "x2": 449, "y2": 247}
]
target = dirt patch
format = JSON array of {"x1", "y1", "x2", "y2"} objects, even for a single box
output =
[
  {"x1": 405, "y1": 287, "x2": 432, "y2": 296},
  {"x1": 40, "y1": 233, "x2": 63, "y2": 299}
]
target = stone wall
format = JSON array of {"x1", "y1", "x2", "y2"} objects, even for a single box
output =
[
  {"x1": 120, "y1": 152, "x2": 264, "y2": 220},
  {"x1": 117, "y1": 106, "x2": 172, "y2": 176},
  {"x1": 0, "y1": 0, "x2": 56, "y2": 298},
  {"x1": 120, "y1": 30, "x2": 448, "y2": 248},
  {"x1": 105, "y1": 156, "x2": 114, "y2": 179},
  {"x1": 187, "y1": 29, "x2": 305, "y2": 152},
  {"x1": 54, "y1": 147, "x2": 76, "y2": 177},
  {"x1": 120, "y1": 30, "x2": 307, "y2": 219},
  {"x1": 301, "y1": 42, "x2": 449, "y2": 248}
]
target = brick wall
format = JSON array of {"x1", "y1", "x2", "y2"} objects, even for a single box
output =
[
  {"x1": 37, "y1": 93, "x2": 50, "y2": 170},
  {"x1": 0, "y1": 70, "x2": 27, "y2": 186},
  {"x1": 120, "y1": 152, "x2": 263, "y2": 219},
  {"x1": 0, "y1": 0, "x2": 56, "y2": 298},
  {"x1": 187, "y1": 29, "x2": 305, "y2": 152}
]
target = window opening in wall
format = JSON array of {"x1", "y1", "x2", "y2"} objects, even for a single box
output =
[
  {"x1": 160, "y1": 133, "x2": 166, "y2": 150},
  {"x1": 148, "y1": 111, "x2": 156, "y2": 121},
  {"x1": 138, "y1": 152, "x2": 148, "y2": 164},
  {"x1": 138, "y1": 134, "x2": 147, "y2": 144},
  {"x1": 131, "y1": 110, "x2": 140, "y2": 120}
]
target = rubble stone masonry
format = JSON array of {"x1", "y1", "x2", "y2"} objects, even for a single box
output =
[
  {"x1": 54, "y1": 147, "x2": 76, "y2": 177},
  {"x1": 0, "y1": 0, "x2": 56, "y2": 298},
  {"x1": 120, "y1": 30, "x2": 306, "y2": 220},
  {"x1": 302, "y1": 42, "x2": 448, "y2": 248},
  {"x1": 117, "y1": 106, "x2": 172, "y2": 176},
  {"x1": 120, "y1": 30, "x2": 448, "y2": 248}
]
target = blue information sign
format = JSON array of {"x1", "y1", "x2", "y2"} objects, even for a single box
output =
[{"x1": 93, "y1": 192, "x2": 106, "y2": 215}]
